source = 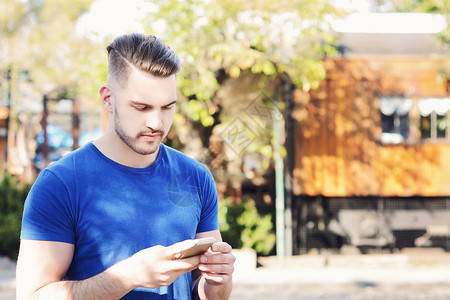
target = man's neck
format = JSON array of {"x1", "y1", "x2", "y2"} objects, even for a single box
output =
[{"x1": 93, "y1": 133, "x2": 159, "y2": 169}]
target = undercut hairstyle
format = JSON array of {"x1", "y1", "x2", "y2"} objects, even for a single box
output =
[{"x1": 106, "y1": 33, "x2": 180, "y2": 86}]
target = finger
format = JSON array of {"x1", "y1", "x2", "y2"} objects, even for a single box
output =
[
  {"x1": 200, "y1": 252, "x2": 235, "y2": 265},
  {"x1": 210, "y1": 242, "x2": 232, "y2": 253},
  {"x1": 170, "y1": 255, "x2": 201, "y2": 272},
  {"x1": 198, "y1": 262, "x2": 234, "y2": 275}
]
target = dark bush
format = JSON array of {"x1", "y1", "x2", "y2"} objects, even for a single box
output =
[{"x1": 0, "y1": 172, "x2": 31, "y2": 259}]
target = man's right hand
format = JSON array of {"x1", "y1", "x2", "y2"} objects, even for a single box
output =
[{"x1": 118, "y1": 239, "x2": 203, "y2": 289}]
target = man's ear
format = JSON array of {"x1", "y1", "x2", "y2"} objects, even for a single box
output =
[{"x1": 99, "y1": 84, "x2": 113, "y2": 113}]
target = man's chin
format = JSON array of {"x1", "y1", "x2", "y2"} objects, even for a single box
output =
[{"x1": 133, "y1": 142, "x2": 161, "y2": 156}]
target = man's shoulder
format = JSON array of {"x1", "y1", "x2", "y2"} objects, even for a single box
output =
[{"x1": 45, "y1": 143, "x2": 95, "y2": 175}]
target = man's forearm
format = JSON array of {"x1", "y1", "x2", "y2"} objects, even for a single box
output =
[
  {"x1": 19, "y1": 240, "x2": 202, "y2": 300},
  {"x1": 197, "y1": 277, "x2": 232, "y2": 300},
  {"x1": 31, "y1": 259, "x2": 135, "y2": 300}
]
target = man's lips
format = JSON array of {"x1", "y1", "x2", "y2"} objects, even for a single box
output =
[{"x1": 139, "y1": 132, "x2": 164, "y2": 139}]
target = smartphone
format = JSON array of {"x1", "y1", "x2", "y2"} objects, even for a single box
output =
[{"x1": 175, "y1": 237, "x2": 216, "y2": 259}]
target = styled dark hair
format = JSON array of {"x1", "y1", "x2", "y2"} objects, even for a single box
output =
[{"x1": 106, "y1": 33, "x2": 180, "y2": 85}]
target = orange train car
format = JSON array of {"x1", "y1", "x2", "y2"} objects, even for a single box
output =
[{"x1": 291, "y1": 57, "x2": 450, "y2": 253}]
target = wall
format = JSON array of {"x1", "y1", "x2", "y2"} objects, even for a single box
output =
[{"x1": 292, "y1": 58, "x2": 450, "y2": 197}]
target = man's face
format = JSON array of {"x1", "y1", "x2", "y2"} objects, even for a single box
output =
[{"x1": 111, "y1": 68, "x2": 177, "y2": 156}]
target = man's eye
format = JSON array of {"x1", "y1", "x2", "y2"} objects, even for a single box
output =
[
  {"x1": 134, "y1": 106, "x2": 147, "y2": 111},
  {"x1": 163, "y1": 104, "x2": 175, "y2": 110}
]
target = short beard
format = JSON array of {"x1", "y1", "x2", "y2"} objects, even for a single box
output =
[{"x1": 113, "y1": 106, "x2": 162, "y2": 156}]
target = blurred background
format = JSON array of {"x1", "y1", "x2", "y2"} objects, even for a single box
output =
[{"x1": 0, "y1": 0, "x2": 449, "y2": 274}]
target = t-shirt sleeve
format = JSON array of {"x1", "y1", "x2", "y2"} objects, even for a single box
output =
[
  {"x1": 196, "y1": 167, "x2": 219, "y2": 233},
  {"x1": 21, "y1": 169, "x2": 75, "y2": 244}
]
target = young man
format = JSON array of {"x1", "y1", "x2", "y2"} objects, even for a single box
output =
[{"x1": 16, "y1": 33, "x2": 235, "y2": 300}]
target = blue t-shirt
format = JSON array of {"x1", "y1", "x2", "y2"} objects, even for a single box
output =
[{"x1": 21, "y1": 143, "x2": 219, "y2": 299}]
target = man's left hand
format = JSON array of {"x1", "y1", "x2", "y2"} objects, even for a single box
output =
[{"x1": 198, "y1": 242, "x2": 235, "y2": 285}]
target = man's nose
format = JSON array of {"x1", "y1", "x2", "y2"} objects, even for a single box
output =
[{"x1": 145, "y1": 110, "x2": 163, "y2": 131}]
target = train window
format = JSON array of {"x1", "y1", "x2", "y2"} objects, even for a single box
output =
[
  {"x1": 419, "y1": 98, "x2": 450, "y2": 140},
  {"x1": 437, "y1": 114, "x2": 448, "y2": 138},
  {"x1": 379, "y1": 97, "x2": 411, "y2": 144},
  {"x1": 0, "y1": 119, "x2": 6, "y2": 139},
  {"x1": 420, "y1": 114, "x2": 432, "y2": 139}
]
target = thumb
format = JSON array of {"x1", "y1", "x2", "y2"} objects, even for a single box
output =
[{"x1": 167, "y1": 239, "x2": 197, "y2": 257}]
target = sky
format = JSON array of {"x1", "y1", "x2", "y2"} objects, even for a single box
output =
[
  {"x1": 76, "y1": 0, "x2": 154, "y2": 38},
  {"x1": 76, "y1": 0, "x2": 447, "y2": 38},
  {"x1": 332, "y1": 0, "x2": 374, "y2": 12},
  {"x1": 76, "y1": 0, "x2": 374, "y2": 38}
]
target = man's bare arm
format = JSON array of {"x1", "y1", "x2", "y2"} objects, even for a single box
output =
[
  {"x1": 16, "y1": 239, "x2": 135, "y2": 300},
  {"x1": 17, "y1": 239, "x2": 201, "y2": 300}
]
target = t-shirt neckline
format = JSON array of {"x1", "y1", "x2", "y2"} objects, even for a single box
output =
[{"x1": 87, "y1": 142, "x2": 164, "y2": 173}]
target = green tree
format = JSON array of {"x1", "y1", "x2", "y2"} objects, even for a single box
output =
[
  {"x1": 0, "y1": 0, "x2": 103, "y2": 102},
  {"x1": 27, "y1": 0, "x2": 105, "y2": 100},
  {"x1": 142, "y1": 0, "x2": 343, "y2": 157}
]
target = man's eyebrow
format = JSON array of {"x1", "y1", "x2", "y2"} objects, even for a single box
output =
[
  {"x1": 129, "y1": 100, "x2": 149, "y2": 107},
  {"x1": 129, "y1": 99, "x2": 177, "y2": 107},
  {"x1": 165, "y1": 99, "x2": 177, "y2": 106}
]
